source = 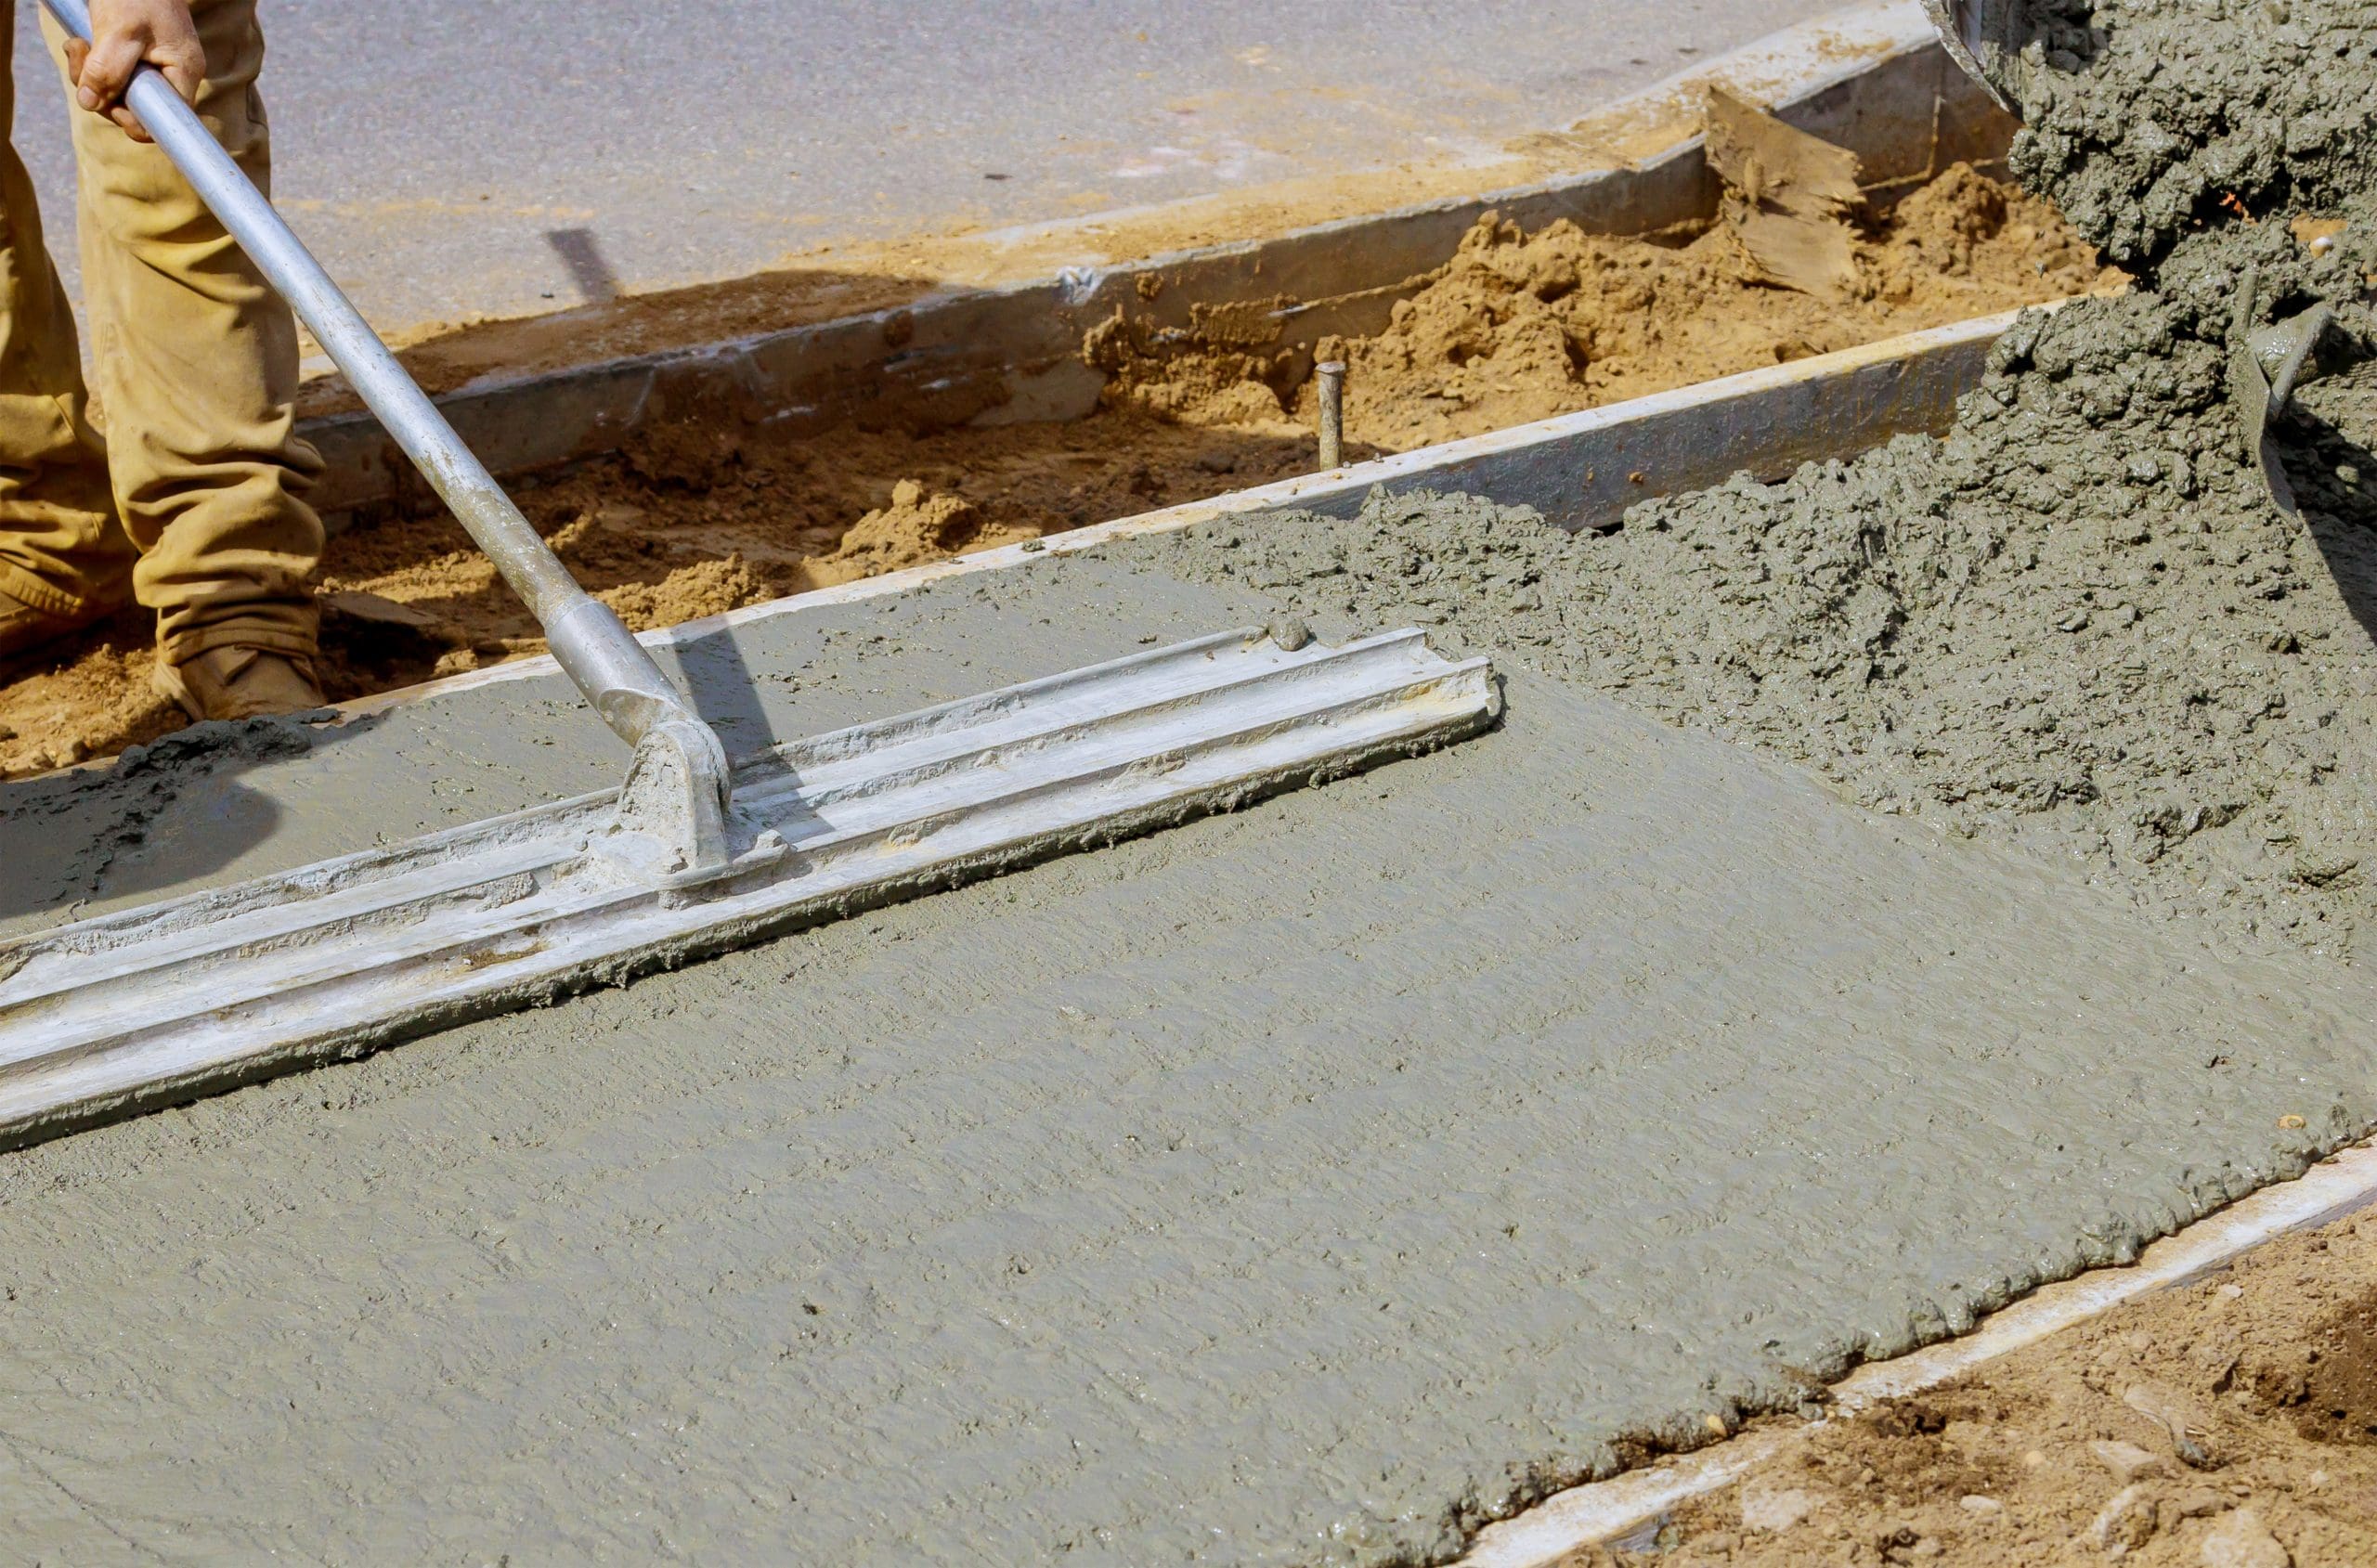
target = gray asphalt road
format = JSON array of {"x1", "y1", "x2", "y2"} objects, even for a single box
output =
[{"x1": 9, "y1": 0, "x2": 1841, "y2": 333}]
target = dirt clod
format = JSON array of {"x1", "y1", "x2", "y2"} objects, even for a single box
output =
[{"x1": 2267, "y1": 1284, "x2": 2377, "y2": 1447}]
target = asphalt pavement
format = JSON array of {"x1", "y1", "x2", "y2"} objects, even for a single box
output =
[{"x1": 9, "y1": 0, "x2": 1841, "y2": 333}]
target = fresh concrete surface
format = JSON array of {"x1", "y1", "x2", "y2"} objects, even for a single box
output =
[
  {"x1": 2, "y1": 545, "x2": 2370, "y2": 1563},
  {"x1": 7, "y1": 0, "x2": 1844, "y2": 332}
]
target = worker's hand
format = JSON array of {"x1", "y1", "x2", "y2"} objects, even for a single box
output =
[{"x1": 65, "y1": 0, "x2": 205, "y2": 144}]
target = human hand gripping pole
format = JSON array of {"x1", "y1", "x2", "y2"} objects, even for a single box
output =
[{"x1": 37, "y1": 0, "x2": 735, "y2": 876}]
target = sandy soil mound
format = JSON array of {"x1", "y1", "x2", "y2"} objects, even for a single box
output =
[
  {"x1": 808, "y1": 479, "x2": 1037, "y2": 589},
  {"x1": 1091, "y1": 163, "x2": 2112, "y2": 451},
  {"x1": 0, "y1": 163, "x2": 2102, "y2": 779},
  {"x1": 1563, "y1": 1208, "x2": 2377, "y2": 1567}
]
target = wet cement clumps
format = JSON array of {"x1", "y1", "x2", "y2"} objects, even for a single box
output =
[
  {"x1": 1118, "y1": 0, "x2": 2377, "y2": 964},
  {"x1": 1123, "y1": 418, "x2": 2375, "y2": 960},
  {"x1": 1995, "y1": 0, "x2": 2377, "y2": 266}
]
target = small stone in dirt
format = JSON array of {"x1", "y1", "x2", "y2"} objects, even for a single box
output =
[
  {"x1": 2086, "y1": 1484, "x2": 2158, "y2": 1553},
  {"x1": 1738, "y1": 1479, "x2": 1817, "y2": 1533},
  {"x1": 1959, "y1": 1494, "x2": 2004, "y2": 1516},
  {"x1": 2200, "y1": 1508, "x2": 2290, "y2": 1568},
  {"x1": 2124, "y1": 1383, "x2": 2222, "y2": 1469},
  {"x1": 2092, "y1": 1438, "x2": 2170, "y2": 1485}
]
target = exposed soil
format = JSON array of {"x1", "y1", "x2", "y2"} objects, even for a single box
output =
[
  {"x1": 1094, "y1": 162, "x2": 2111, "y2": 452},
  {"x1": 1559, "y1": 1211, "x2": 2377, "y2": 1568},
  {"x1": 0, "y1": 162, "x2": 2105, "y2": 779}
]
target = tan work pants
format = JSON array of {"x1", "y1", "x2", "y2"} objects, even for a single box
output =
[{"x1": 0, "y1": 0, "x2": 320, "y2": 663}]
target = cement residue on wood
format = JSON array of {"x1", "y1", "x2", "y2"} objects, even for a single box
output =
[{"x1": 1, "y1": 554, "x2": 2372, "y2": 1564}]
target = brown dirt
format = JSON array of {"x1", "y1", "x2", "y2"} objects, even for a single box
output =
[
  {"x1": 1560, "y1": 1211, "x2": 2377, "y2": 1568},
  {"x1": 0, "y1": 162, "x2": 2110, "y2": 778},
  {"x1": 1096, "y1": 162, "x2": 2114, "y2": 451}
]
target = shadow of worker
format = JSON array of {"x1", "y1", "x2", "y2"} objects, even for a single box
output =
[{"x1": 0, "y1": 710, "x2": 382, "y2": 929}]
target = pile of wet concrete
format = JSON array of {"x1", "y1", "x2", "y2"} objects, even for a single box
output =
[{"x1": 1120, "y1": 0, "x2": 2377, "y2": 965}]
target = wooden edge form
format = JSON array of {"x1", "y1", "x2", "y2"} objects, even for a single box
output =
[
  {"x1": 1458, "y1": 1141, "x2": 2377, "y2": 1568},
  {"x1": 343, "y1": 303, "x2": 2035, "y2": 719}
]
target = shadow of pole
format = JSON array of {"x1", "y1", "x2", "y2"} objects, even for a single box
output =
[
  {"x1": 544, "y1": 227, "x2": 623, "y2": 305},
  {"x1": 2277, "y1": 397, "x2": 2377, "y2": 654},
  {"x1": 669, "y1": 622, "x2": 789, "y2": 766}
]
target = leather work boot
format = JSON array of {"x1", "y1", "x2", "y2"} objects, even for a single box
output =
[
  {"x1": 0, "y1": 584, "x2": 118, "y2": 673},
  {"x1": 153, "y1": 645, "x2": 327, "y2": 721}
]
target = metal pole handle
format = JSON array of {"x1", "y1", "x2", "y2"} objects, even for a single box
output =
[{"x1": 37, "y1": 0, "x2": 703, "y2": 760}]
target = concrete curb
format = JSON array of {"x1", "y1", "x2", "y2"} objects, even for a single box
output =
[{"x1": 299, "y1": 2, "x2": 2007, "y2": 521}]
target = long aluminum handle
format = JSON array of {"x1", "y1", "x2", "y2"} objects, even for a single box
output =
[{"x1": 38, "y1": 0, "x2": 700, "y2": 755}]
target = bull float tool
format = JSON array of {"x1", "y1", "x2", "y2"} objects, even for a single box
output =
[{"x1": 0, "y1": 0, "x2": 1498, "y2": 1147}]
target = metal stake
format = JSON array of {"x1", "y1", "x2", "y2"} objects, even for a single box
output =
[{"x1": 1315, "y1": 360, "x2": 1346, "y2": 470}]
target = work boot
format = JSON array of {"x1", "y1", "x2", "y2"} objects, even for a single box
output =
[
  {"x1": 0, "y1": 584, "x2": 119, "y2": 672},
  {"x1": 153, "y1": 645, "x2": 327, "y2": 721}
]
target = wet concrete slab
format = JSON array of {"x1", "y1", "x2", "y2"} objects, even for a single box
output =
[{"x1": 1, "y1": 548, "x2": 2370, "y2": 1564}]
